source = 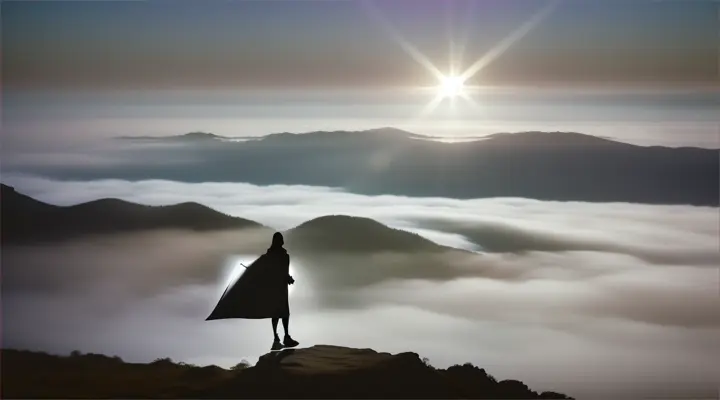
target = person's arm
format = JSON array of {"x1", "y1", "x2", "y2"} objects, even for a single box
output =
[{"x1": 285, "y1": 254, "x2": 295, "y2": 285}]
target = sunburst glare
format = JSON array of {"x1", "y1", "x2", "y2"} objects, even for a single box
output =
[
  {"x1": 439, "y1": 75, "x2": 466, "y2": 98},
  {"x1": 363, "y1": 0, "x2": 561, "y2": 117}
]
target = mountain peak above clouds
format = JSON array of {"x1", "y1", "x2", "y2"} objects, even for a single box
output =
[
  {"x1": 0, "y1": 185, "x2": 264, "y2": 244},
  {"x1": 480, "y1": 131, "x2": 631, "y2": 147},
  {"x1": 286, "y1": 215, "x2": 443, "y2": 253}
]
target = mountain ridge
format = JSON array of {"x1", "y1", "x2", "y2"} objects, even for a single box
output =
[
  {"x1": 117, "y1": 131, "x2": 230, "y2": 141},
  {"x1": 42, "y1": 128, "x2": 718, "y2": 206},
  {"x1": 286, "y1": 215, "x2": 443, "y2": 253},
  {"x1": 116, "y1": 128, "x2": 716, "y2": 150},
  {"x1": 0, "y1": 184, "x2": 266, "y2": 244},
  {"x1": 1, "y1": 186, "x2": 449, "y2": 254}
]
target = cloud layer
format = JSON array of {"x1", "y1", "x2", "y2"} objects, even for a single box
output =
[{"x1": 2, "y1": 175, "x2": 718, "y2": 399}]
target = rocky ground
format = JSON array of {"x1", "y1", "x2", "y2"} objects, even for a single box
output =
[{"x1": 2, "y1": 345, "x2": 573, "y2": 399}]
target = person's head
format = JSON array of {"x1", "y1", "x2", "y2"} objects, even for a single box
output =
[{"x1": 271, "y1": 232, "x2": 284, "y2": 248}]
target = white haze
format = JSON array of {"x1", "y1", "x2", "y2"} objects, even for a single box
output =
[{"x1": 1, "y1": 174, "x2": 718, "y2": 399}]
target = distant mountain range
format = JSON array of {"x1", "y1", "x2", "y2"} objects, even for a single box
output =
[
  {"x1": 118, "y1": 131, "x2": 226, "y2": 141},
  {"x1": 117, "y1": 131, "x2": 258, "y2": 143},
  {"x1": 0, "y1": 184, "x2": 264, "y2": 244},
  {"x1": 17, "y1": 128, "x2": 716, "y2": 206},
  {"x1": 1, "y1": 186, "x2": 448, "y2": 255}
]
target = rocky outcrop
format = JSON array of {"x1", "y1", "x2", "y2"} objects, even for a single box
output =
[
  {"x1": 1, "y1": 346, "x2": 573, "y2": 399},
  {"x1": 187, "y1": 345, "x2": 573, "y2": 399}
]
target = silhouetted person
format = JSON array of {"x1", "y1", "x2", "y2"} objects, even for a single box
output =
[
  {"x1": 266, "y1": 232, "x2": 299, "y2": 350},
  {"x1": 206, "y1": 232, "x2": 300, "y2": 351}
]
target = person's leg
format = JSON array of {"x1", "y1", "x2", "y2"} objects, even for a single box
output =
[
  {"x1": 272, "y1": 318, "x2": 280, "y2": 341},
  {"x1": 282, "y1": 315, "x2": 299, "y2": 347},
  {"x1": 281, "y1": 316, "x2": 290, "y2": 337},
  {"x1": 271, "y1": 318, "x2": 283, "y2": 350}
]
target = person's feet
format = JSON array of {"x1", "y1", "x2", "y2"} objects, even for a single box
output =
[
  {"x1": 271, "y1": 338, "x2": 283, "y2": 351},
  {"x1": 283, "y1": 335, "x2": 299, "y2": 348}
]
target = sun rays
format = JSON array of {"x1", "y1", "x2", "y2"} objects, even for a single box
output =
[
  {"x1": 362, "y1": 0, "x2": 562, "y2": 117},
  {"x1": 439, "y1": 75, "x2": 466, "y2": 98}
]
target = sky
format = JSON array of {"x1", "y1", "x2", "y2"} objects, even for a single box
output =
[
  {"x1": 2, "y1": 174, "x2": 719, "y2": 399},
  {"x1": 2, "y1": 0, "x2": 719, "y2": 152},
  {"x1": 3, "y1": 0, "x2": 719, "y2": 90}
]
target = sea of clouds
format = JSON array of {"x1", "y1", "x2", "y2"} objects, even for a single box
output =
[{"x1": 2, "y1": 174, "x2": 718, "y2": 399}]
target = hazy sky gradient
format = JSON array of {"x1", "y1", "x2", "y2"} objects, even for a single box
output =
[
  {"x1": 4, "y1": 0, "x2": 718, "y2": 90},
  {"x1": 3, "y1": 0, "x2": 718, "y2": 151}
]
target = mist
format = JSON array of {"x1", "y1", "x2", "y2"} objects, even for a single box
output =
[{"x1": 2, "y1": 175, "x2": 718, "y2": 399}]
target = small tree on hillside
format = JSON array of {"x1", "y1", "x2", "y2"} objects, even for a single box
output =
[{"x1": 231, "y1": 359, "x2": 251, "y2": 370}]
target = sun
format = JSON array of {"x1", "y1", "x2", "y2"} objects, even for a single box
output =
[{"x1": 438, "y1": 75, "x2": 465, "y2": 98}]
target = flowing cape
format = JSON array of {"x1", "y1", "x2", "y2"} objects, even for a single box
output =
[{"x1": 206, "y1": 250, "x2": 289, "y2": 320}]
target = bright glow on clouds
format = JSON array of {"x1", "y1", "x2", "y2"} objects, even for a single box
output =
[{"x1": 2, "y1": 174, "x2": 718, "y2": 399}]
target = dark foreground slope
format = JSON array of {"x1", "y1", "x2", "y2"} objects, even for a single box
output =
[
  {"x1": 0, "y1": 184, "x2": 263, "y2": 244},
  {"x1": 1, "y1": 346, "x2": 573, "y2": 399}
]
